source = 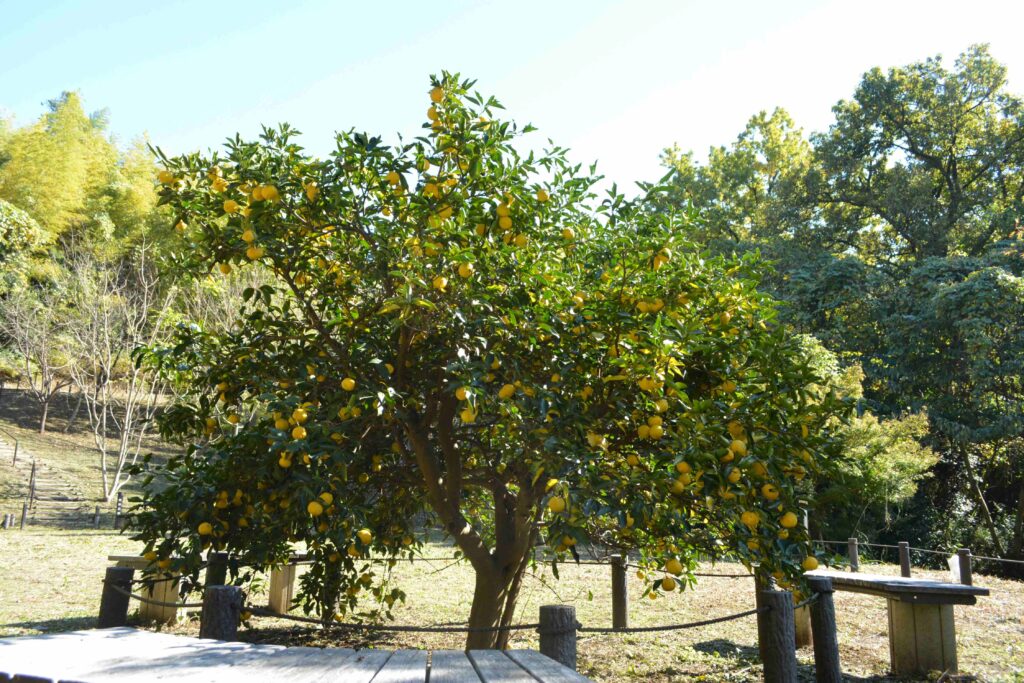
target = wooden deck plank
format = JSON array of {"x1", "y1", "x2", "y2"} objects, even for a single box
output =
[
  {"x1": 369, "y1": 649, "x2": 428, "y2": 682},
  {"x1": 326, "y1": 649, "x2": 394, "y2": 683},
  {"x1": 429, "y1": 650, "x2": 481, "y2": 683},
  {"x1": 505, "y1": 650, "x2": 590, "y2": 682},
  {"x1": 467, "y1": 650, "x2": 535, "y2": 683},
  {"x1": 1, "y1": 628, "x2": 189, "y2": 680},
  {"x1": 1, "y1": 629, "x2": 595, "y2": 682}
]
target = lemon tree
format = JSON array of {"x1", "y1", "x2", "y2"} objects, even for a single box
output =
[{"x1": 134, "y1": 73, "x2": 845, "y2": 648}]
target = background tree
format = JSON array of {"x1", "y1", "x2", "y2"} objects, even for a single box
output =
[
  {"x1": 658, "y1": 44, "x2": 1024, "y2": 566},
  {"x1": 0, "y1": 92, "x2": 116, "y2": 246},
  {"x1": 0, "y1": 287, "x2": 72, "y2": 432},
  {"x1": 64, "y1": 244, "x2": 173, "y2": 500},
  {"x1": 133, "y1": 74, "x2": 845, "y2": 648}
]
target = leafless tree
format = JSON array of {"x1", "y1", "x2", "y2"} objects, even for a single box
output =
[
  {"x1": 0, "y1": 289, "x2": 73, "y2": 432},
  {"x1": 64, "y1": 243, "x2": 174, "y2": 500}
]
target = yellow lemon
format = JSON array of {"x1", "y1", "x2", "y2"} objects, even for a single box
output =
[
  {"x1": 223, "y1": 199, "x2": 240, "y2": 214},
  {"x1": 198, "y1": 522, "x2": 213, "y2": 536},
  {"x1": 357, "y1": 528, "x2": 373, "y2": 544},
  {"x1": 292, "y1": 425, "x2": 307, "y2": 440},
  {"x1": 661, "y1": 576, "x2": 677, "y2": 591},
  {"x1": 429, "y1": 86, "x2": 443, "y2": 103},
  {"x1": 740, "y1": 511, "x2": 759, "y2": 529},
  {"x1": 307, "y1": 500, "x2": 324, "y2": 517},
  {"x1": 780, "y1": 511, "x2": 799, "y2": 528},
  {"x1": 802, "y1": 556, "x2": 819, "y2": 571},
  {"x1": 665, "y1": 558, "x2": 683, "y2": 576},
  {"x1": 341, "y1": 377, "x2": 356, "y2": 391},
  {"x1": 498, "y1": 383, "x2": 516, "y2": 399},
  {"x1": 536, "y1": 189, "x2": 549, "y2": 202},
  {"x1": 458, "y1": 263, "x2": 475, "y2": 278},
  {"x1": 761, "y1": 483, "x2": 780, "y2": 501},
  {"x1": 548, "y1": 496, "x2": 566, "y2": 513}
]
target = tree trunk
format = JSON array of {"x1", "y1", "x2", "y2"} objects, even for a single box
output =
[
  {"x1": 64, "y1": 391, "x2": 83, "y2": 433},
  {"x1": 39, "y1": 398, "x2": 49, "y2": 434},
  {"x1": 465, "y1": 568, "x2": 513, "y2": 650},
  {"x1": 962, "y1": 446, "x2": 1005, "y2": 556},
  {"x1": 1009, "y1": 483, "x2": 1024, "y2": 558}
]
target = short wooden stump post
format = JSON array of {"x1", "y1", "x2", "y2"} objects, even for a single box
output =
[
  {"x1": 898, "y1": 542, "x2": 912, "y2": 577},
  {"x1": 610, "y1": 554, "x2": 628, "y2": 629},
  {"x1": 200, "y1": 585, "x2": 243, "y2": 641},
  {"x1": 268, "y1": 564, "x2": 297, "y2": 614},
  {"x1": 807, "y1": 576, "x2": 841, "y2": 683},
  {"x1": 887, "y1": 600, "x2": 957, "y2": 676},
  {"x1": 760, "y1": 589, "x2": 798, "y2": 683},
  {"x1": 539, "y1": 604, "x2": 577, "y2": 672},
  {"x1": 98, "y1": 566, "x2": 134, "y2": 628}
]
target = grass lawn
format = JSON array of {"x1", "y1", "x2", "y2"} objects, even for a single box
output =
[{"x1": 1, "y1": 529, "x2": 1021, "y2": 682}]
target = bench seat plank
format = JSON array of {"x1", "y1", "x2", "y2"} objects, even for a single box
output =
[{"x1": 806, "y1": 569, "x2": 988, "y2": 604}]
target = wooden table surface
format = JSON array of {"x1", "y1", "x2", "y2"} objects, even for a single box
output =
[
  {"x1": 806, "y1": 569, "x2": 990, "y2": 604},
  {"x1": 0, "y1": 627, "x2": 592, "y2": 682}
]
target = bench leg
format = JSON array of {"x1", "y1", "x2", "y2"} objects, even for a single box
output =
[
  {"x1": 268, "y1": 565, "x2": 296, "y2": 614},
  {"x1": 141, "y1": 574, "x2": 181, "y2": 624},
  {"x1": 887, "y1": 600, "x2": 957, "y2": 676},
  {"x1": 794, "y1": 604, "x2": 813, "y2": 649}
]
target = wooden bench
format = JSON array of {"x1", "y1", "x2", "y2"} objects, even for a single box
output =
[
  {"x1": 807, "y1": 569, "x2": 989, "y2": 676},
  {"x1": 109, "y1": 552, "x2": 308, "y2": 621},
  {"x1": 0, "y1": 627, "x2": 594, "y2": 681},
  {"x1": 107, "y1": 555, "x2": 182, "y2": 625}
]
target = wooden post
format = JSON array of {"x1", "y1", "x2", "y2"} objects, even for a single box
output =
[
  {"x1": 19, "y1": 501, "x2": 26, "y2": 529},
  {"x1": 98, "y1": 566, "x2": 135, "y2": 628},
  {"x1": 847, "y1": 538, "x2": 859, "y2": 572},
  {"x1": 113, "y1": 491, "x2": 124, "y2": 528},
  {"x1": 538, "y1": 605, "x2": 577, "y2": 672},
  {"x1": 610, "y1": 554, "x2": 628, "y2": 629},
  {"x1": 199, "y1": 585, "x2": 243, "y2": 641},
  {"x1": 753, "y1": 567, "x2": 773, "y2": 662},
  {"x1": 898, "y1": 542, "x2": 911, "y2": 577},
  {"x1": 957, "y1": 548, "x2": 972, "y2": 586},
  {"x1": 28, "y1": 461, "x2": 36, "y2": 508},
  {"x1": 206, "y1": 552, "x2": 229, "y2": 587},
  {"x1": 760, "y1": 589, "x2": 798, "y2": 683},
  {"x1": 806, "y1": 576, "x2": 841, "y2": 683},
  {"x1": 93, "y1": 506, "x2": 101, "y2": 528}
]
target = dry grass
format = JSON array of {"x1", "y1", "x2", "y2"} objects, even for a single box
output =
[{"x1": 1, "y1": 529, "x2": 1021, "y2": 682}]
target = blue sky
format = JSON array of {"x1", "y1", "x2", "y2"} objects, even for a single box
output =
[{"x1": 1, "y1": 0, "x2": 1022, "y2": 190}]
